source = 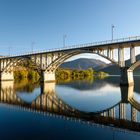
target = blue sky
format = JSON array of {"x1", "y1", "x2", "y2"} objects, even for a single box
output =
[{"x1": 0, "y1": 0, "x2": 140, "y2": 60}]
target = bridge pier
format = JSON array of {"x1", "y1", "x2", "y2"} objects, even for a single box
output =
[
  {"x1": 0, "y1": 71, "x2": 14, "y2": 81},
  {"x1": 131, "y1": 106, "x2": 137, "y2": 122},
  {"x1": 41, "y1": 82, "x2": 55, "y2": 94},
  {"x1": 119, "y1": 103, "x2": 126, "y2": 119},
  {"x1": 118, "y1": 47, "x2": 125, "y2": 67},
  {"x1": 41, "y1": 70, "x2": 55, "y2": 82},
  {"x1": 120, "y1": 67, "x2": 134, "y2": 86},
  {"x1": 130, "y1": 45, "x2": 136, "y2": 64},
  {"x1": 0, "y1": 81, "x2": 14, "y2": 103},
  {"x1": 121, "y1": 85, "x2": 134, "y2": 103}
]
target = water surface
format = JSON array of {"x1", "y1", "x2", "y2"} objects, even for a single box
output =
[{"x1": 0, "y1": 76, "x2": 140, "y2": 140}]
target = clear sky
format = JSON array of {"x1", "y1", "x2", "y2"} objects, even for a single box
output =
[{"x1": 0, "y1": 0, "x2": 140, "y2": 60}]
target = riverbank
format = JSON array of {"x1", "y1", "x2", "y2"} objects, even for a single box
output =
[
  {"x1": 56, "y1": 68, "x2": 108, "y2": 82},
  {"x1": 14, "y1": 68, "x2": 40, "y2": 82},
  {"x1": 14, "y1": 66, "x2": 108, "y2": 82}
]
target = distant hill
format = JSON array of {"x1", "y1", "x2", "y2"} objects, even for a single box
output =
[
  {"x1": 99, "y1": 64, "x2": 120, "y2": 75},
  {"x1": 60, "y1": 54, "x2": 140, "y2": 75},
  {"x1": 99, "y1": 54, "x2": 140, "y2": 75},
  {"x1": 60, "y1": 58, "x2": 108, "y2": 70}
]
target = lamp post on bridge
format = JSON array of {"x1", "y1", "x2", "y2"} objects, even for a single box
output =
[
  {"x1": 31, "y1": 42, "x2": 35, "y2": 53},
  {"x1": 8, "y1": 46, "x2": 12, "y2": 56},
  {"x1": 63, "y1": 34, "x2": 67, "y2": 47},
  {"x1": 111, "y1": 24, "x2": 115, "y2": 40}
]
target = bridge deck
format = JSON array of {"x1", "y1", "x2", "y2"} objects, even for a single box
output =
[{"x1": 1, "y1": 36, "x2": 140, "y2": 59}]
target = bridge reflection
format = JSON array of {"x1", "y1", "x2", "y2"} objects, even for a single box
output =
[
  {"x1": 98, "y1": 86, "x2": 138, "y2": 121},
  {"x1": 0, "y1": 81, "x2": 140, "y2": 132}
]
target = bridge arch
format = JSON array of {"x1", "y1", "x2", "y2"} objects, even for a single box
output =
[
  {"x1": 128, "y1": 97, "x2": 140, "y2": 111},
  {"x1": 0, "y1": 49, "x2": 118, "y2": 82},
  {"x1": 120, "y1": 84, "x2": 140, "y2": 111},
  {"x1": 128, "y1": 60, "x2": 140, "y2": 71},
  {"x1": 121, "y1": 60, "x2": 140, "y2": 86},
  {"x1": 46, "y1": 49, "x2": 118, "y2": 73},
  {"x1": 2, "y1": 56, "x2": 41, "y2": 73}
]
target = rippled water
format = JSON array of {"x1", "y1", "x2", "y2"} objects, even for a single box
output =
[{"x1": 1, "y1": 76, "x2": 140, "y2": 140}]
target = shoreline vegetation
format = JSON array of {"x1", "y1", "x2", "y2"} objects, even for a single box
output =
[
  {"x1": 56, "y1": 68, "x2": 108, "y2": 83},
  {"x1": 14, "y1": 68, "x2": 40, "y2": 82},
  {"x1": 14, "y1": 60, "x2": 40, "y2": 83},
  {"x1": 14, "y1": 62, "x2": 108, "y2": 84},
  {"x1": 14, "y1": 59, "x2": 108, "y2": 83}
]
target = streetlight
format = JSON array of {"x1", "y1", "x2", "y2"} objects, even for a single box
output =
[
  {"x1": 8, "y1": 46, "x2": 12, "y2": 56},
  {"x1": 111, "y1": 24, "x2": 115, "y2": 40},
  {"x1": 63, "y1": 34, "x2": 67, "y2": 47},
  {"x1": 31, "y1": 42, "x2": 35, "y2": 53}
]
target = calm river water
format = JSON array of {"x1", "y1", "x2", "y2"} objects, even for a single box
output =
[{"x1": 1, "y1": 76, "x2": 140, "y2": 140}]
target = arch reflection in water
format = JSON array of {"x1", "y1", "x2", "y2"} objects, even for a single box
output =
[
  {"x1": 0, "y1": 81, "x2": 140, "y2": 132},
  {"x1": 55, "y1": 84, "x2": 121, "y2": 112}
]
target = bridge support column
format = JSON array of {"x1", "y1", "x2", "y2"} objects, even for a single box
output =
[
  {"x1": 0, "y1": 81, "x2": 14, "y2": 102},
  {"x1": 118, "y1": 47, "x2": 125, "y2": 67},
  {"x1": 121, "y1": 85, "x2": 134, "y2": 102},
  {"x1": 0, "y1": 71, "x2": 14, "y2": 81},
  {"x1": 41, "y1": 82, "x2": 55, "y2": 94},
  {"x1": 109, "y1": 108, "x2": 115, "y2": 118},
  {"x1": 41, "y1": 70, "x2": 55, "y2": 82},
  {"x1": 120, "y1": 67, "x2": 134, "y2": 86},
  {"x1": 130, "y1": 45, "x2": 136, "y2": 64},
  {"x1": 119, "y1": 103, "x2": 126, "y2": 119},
  {"x1": 131, "y1": 106, "x2": 137, "y2": 122}
]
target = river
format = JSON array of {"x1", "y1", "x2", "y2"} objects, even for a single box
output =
[{"x1": 0, "y1": 76, "x2": 140, "y2": 140}]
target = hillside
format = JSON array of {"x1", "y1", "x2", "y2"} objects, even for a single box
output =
[
  {"x1": 59, "y1": 54, "x2": 140, "y2": 75},
  {"x1": 100, "y1": 54, "x2": 140, "y2": 75},
  {"x1": 60, "y1": 58, "x2": 108, "y2": 70},
  {"x1": 99, "y1": 64, "x2": 120, "y2": 75}
]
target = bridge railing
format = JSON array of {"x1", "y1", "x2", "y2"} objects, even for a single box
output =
[
  {"x1": 1, "y1": 36, "x2": 140, "y2": 58},
  {"x1": 66, "y1": 36, "x2": 140, "y2": 49}
]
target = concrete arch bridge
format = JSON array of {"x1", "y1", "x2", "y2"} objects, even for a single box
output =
[{"x1": 1, "y1": 36, "x2": 140, "y2": 85}]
